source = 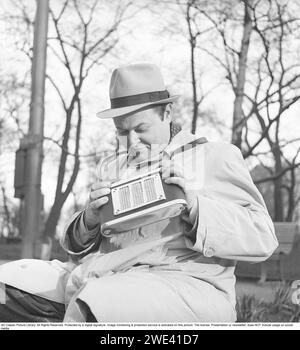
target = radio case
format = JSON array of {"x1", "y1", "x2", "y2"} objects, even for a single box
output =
[{"x1": 99, "y1": 170, "x2": 187, "y2": 236}]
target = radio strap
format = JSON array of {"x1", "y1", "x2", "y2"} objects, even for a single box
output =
[{"x1": 135, "y1": 136, "x2": 208, "y2": 170}]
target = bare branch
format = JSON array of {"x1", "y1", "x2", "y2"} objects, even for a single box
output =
[
  {"x1": 255, "y1": 162, "x2": 300, "y2": 184},
  {"x1": 46, "y1": 74, "x2": 67, "y2": 111}
]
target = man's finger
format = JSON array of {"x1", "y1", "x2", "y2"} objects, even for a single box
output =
[
  {"x1": 91, "y1": 181, "x2": 111, "y2": 191},
  {"x1": 90, "y1": 187, "x2": 111, "y2": 201},
  {"x1": 181, "y1": 212, "x2": 192, "y2": 224},
  {"x1": 90, "y1": 196, "x2": 109, "y2": 210},
  {"x1": 164, "y1": 177, "x2": 186, "y2": 191}
]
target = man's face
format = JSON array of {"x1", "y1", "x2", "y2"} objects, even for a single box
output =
[{"x1": 113, "y1": 106, "x2": 171, "y2": 164}]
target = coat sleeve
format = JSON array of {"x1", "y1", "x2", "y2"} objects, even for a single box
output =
[
  {"x1": 59, "y1": 155, "x2": 114, "y2": 258},
  {"x1": 184, "y1": 143, "x2": 278, "y2": 262},
  {"x1": 60, "y1": 210, "x2": 102, "y2": 259}
]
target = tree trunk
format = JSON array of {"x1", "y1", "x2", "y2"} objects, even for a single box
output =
[
  {"x1": 1, "y1": 184, "x2": 13, "y2": 237},
  {"x1": 273, "y1": 146, "x2": 284, "y2": 221},
  {"x1": 42, "y1": 194, "x2": 66, "y2": 239},
  {"x1": 231, "y1": 0, "x2": 253, "y2": 149},
  {"x1": 185, "y1": 1, "x2": 199, "y2": 135},
  {"x1": 41, "y1": 97, "x2": 81, "y2": 253},
  {"x1": 191, "y1": 35, "x2": 198, "y2": 135},
  {"x1": 285, "y1": 168, "x2": 295, "y2": 222}
]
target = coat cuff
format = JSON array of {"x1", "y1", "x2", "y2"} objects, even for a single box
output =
[
  {"x1": 62, "y1": 211, "x2": 101, "y2": 257},
  {"x1": 185, "y1": 194, "x2": 278, "y2": 261},
  {"x1": 184, "y1": 196, "x2": 205, "y2": 253}
]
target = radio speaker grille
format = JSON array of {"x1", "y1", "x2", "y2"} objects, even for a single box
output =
[{"x1": 111, "y1": 172, "x2": 166, "y2": 215}]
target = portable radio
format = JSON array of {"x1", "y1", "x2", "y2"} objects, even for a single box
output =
[{"x1": 99, "y1": 169, "x2": 187, "y2": 236}]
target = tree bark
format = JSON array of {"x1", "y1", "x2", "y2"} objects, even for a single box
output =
[
  {"x1": 42, "y1": 97, "x2": 81, "y2": 243},
  {"x1": 1, "y1": 184, "x2": 13, "y2": 237},
  {"x1": 186, "y1": 1, "x2": 199, "y2": 135},
  {"x1": 191, "y1": 35, "x2": 199, "y2": 135},
  {"x1": 273, "y1": 145, "x2": 284, "y2": 221},
  {"x1": 285, "y1": 168, "x2": 296, "y2": 222},
  {"x1": 231, "y1": 0, "x2": 253, "y2": 149}
]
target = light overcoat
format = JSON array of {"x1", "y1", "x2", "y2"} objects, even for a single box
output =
[{"x1": 0, "y1": 130, "x2": 278, "y2": 322}]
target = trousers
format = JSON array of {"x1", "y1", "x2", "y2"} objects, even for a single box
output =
[{"x1": 0, "y1": 284, "x2": 65, "y2": 322}]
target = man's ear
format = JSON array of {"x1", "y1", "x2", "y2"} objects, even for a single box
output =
[{"x1": 163, "y1": 103, "x2": 173, "y2": 122}]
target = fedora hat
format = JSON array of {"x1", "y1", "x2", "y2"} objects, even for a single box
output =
[{"x1": 96, "y1": 63, "x2": 180, "y2": 118}]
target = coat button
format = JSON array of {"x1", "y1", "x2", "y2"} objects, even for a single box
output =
[{"x1": 204, "y1": 247, "x2": 214, "y2": 257}]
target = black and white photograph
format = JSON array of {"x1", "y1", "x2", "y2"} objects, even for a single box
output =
[{"x1": 0, "y1": 0, "x2": 300, "y2": 330}]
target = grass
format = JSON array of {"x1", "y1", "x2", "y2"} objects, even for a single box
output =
[{"x1": 236, "y1": 283, "x2": 300, "y2": 322}]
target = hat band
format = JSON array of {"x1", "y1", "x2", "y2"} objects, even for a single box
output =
[{"x1": 110, "y1": 90, "x2": 169, "y2": 108}]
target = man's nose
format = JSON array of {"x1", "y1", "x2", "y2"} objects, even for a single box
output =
[{"x1": 127, "y1": 130, "x2": 139, "y2": 148}]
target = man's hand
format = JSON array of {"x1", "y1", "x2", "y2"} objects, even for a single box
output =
[
  {"x1": 161, "y1": 162, "x2": 196, "y2": 211},
  {"x1": 84, "y1": 181, "x2": 111, "y2": 230}
]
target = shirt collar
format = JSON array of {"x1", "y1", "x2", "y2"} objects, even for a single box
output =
[{"x1": 169, "y1": 122, "x2": 182, "y2": 141}]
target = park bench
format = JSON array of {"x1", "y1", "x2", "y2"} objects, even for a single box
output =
[
  {"x1": 278, "y1": 222, "x2": 300, "y2": 282},
  {"x1": 235, "y1": 222, "x2": 300, "y2": 283}
]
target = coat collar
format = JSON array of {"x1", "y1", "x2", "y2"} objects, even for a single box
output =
[
  {"x1": 106, "y1": 128, "x2": 206, "y2": 172},
  {"x1": 162, "y1": 129, "x2": 203, "y2": 158}
]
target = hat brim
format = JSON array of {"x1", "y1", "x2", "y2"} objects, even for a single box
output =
[{"x1": 96, "y1": 95, "x2": 180, "y2": 119}]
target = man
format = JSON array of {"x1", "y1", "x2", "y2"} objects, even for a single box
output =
[{"x1": 0, "y1": 63, "x2": 278, "y2": 322}]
